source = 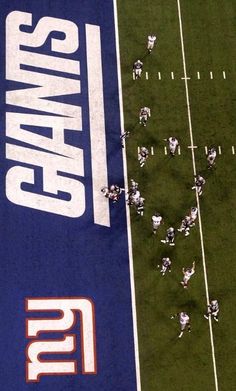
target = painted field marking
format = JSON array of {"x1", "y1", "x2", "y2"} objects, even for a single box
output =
[
  {"x1": 210, "y1": 71, "x2": 213, "y2": 79},
  {"x1": 146, "y1": 72, "x2": 149, "y2": 80},
  {"x1": 205, "y1": 146, "x2": 208, "y2": 155},
  {"x1": 137, "y1": 146, "x2": 140, "y2": 154},
  {"x1": 188, "y1": 145, "x2": 198, "y2": 149},
  {"x1": 223, "y1": 71, "x2": 226, "y2": 79},
  {"x1": 197, "y1": 71, "x2": 200, "y2": 79},
  {"x1": 164, "y1": 146, "x2": 167, "y2": 155},
  {"x1": 232, "y1": 146, "x2": 235, "y2": 155},
  {"x1": 177, "y1": 2, "x2": 219, "y2": 391},
  {"x1": 132, "y1": 71, "x2": 135, "y2": 80},
  {"x1": 86, "y1": 24, "x2": 110, "y2": 227},
  {"x1": 177, "y1": 146, "x2": 181, "y2": 155},
  {"x1": 181, "y1": 76, "x2": 191, "y2": 80},
  {"x1": 218, "y1": 146, "x2": 222, "y2": 155},
  {"x1": 158, "y1": 71, "x2": 161, "y2": 80},
  {"x1": 151, "y1": 146, "x2": 154, "y2": 155},
  {"x1": 113, "y1": 2, "x2": 141, "y2": 390},
  {"x1": 171, "y1": 71, "x2": 174, "y2": 80}
]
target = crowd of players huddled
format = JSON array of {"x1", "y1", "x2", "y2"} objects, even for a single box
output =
[{"x1": 101, "y1": 35, "x2": 219, "y2": 338}]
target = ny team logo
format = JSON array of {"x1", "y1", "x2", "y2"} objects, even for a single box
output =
[
  {"x1": 6, "y1": 11, "x2": 110, "y2": 227},
  {"x1": 25, "y1": 297, "x2": 97, "y2": 382}
]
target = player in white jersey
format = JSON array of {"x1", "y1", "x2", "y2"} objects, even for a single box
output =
[
  {"x1": 139, "y1": 107, "x2": 151, "y2": 127},
  {"x1": 138, "y1": 146, "x2": 149, "y2": 167},
  {"x1": 178, "y1": 216, "x2": 191, "y2": 236},
  {"x1": 161, "y1": 227, "x2": 175, "y2": 246},
  {"x1": 207, "y1": 147, "x2": 217, "y2": 168},
  {"x1": 133, "y1": 59, "x2": 143, "y2": 79},
  {"x1": 204, "y1": 300, "x2": 219, "y2": 322},
  {"x1": 189, "y1": 207, "x2": 198, "y2": 227},
  {"x1": 192, "y1": 174, "x2": 206, "y2": 196},
  {"x1": 152, "y1": 213, "x2": 163, "y2": 234},
  {"x1": 147, "y1": 34, "x2": 157, "y2": 53},
  {"x1": 168, "y1": 137, "x2": 179, "y2": 156},
  {"x1": 180, "y1": 261, "x2": 195, "y2": 288},
  {"x1": 171, "y1": 312, "x2": 191, "y2": 338},
  {"x1": 157, "y1": 257, "x2": 171, "y2": 276}
]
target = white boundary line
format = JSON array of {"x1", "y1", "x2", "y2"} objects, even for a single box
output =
[
  {"x1": 177, "y1": 1, "x2": 219, "y2": 390},
  {"x1": 113, "y1": 2, "x2": 141, "y2": 390}
]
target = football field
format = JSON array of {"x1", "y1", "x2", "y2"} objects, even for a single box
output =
[{"x1": 117, "y1": 1, "x2": 236, "y2": 390}]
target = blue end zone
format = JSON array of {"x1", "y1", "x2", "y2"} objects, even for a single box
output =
[{"x1": 0, "y1": 1, "x2": 137, "y2": 390}]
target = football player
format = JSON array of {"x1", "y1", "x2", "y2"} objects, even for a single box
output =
[
  {"x1": 180, "y1": 261, "x2": 195, "y2": 289},
  {"x1": 138, "y1": 146, "x2": 149, "y2": 167},
  {"x1": 161, "y1": 227, "x2": 175, "y2": 246},
  {"x1": 204, "y1": 300, "x2": 219, "y2": 322},
  {"x1": 207, "y1": 147, "x2": 217, "y2": 168},
  {"x1": 178, "y1": 216, "x2": 191, "y2": 236},
  {"x1": 136, "y1": 197, "x2": 145, "y2": 216},
  {"x1": 152, "y1": 212, "x2": 163, "y2": 234},
  {"x1": 147, "y1": 34, "x2": 157, "y2": 53},
  {"x1": 189, "y1": 207, "x2": 198, "y2": 227},
  {"x1": 167, "y1": 137, "x2": 179, "y2": 156},
  {"x1": 139, "y1": 107, "x2": 151, "y2": 127},
  {"x1": 133, "y1": 59, "x2": 143, "y2": 79},
  {"x1": 171, "y1": 312, "x2": 191, "y2": 338},
  {"x1": 192, "y1": 174, "x2": 206, "y2": 196},
  {"x1": 120, "y1": 130, "x2": 130, "y2": 148},
  {"x1": 157, "y1": 257, "x2": 171, "y2": 276}
]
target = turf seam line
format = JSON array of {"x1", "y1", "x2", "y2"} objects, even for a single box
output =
[{"x1": 177, "y1": 1, "x2": 219, "y2": 390}]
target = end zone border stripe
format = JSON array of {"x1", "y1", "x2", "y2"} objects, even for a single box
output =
[{"x1": 113, "y1": 2, "x2": 141, "y2": 390}]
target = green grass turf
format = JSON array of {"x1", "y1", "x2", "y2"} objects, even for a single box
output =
[{"x1": 117, "y1": 1, "x2": 236, "y2": 390}]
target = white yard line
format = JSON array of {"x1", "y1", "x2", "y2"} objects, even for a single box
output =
[
  {"x1": 113, "y1": 2, "x2": 141, "y2": 391},
  {"x1": 158, "y1": 71, "x2": 161, "y2": 80},
  {"x1": 177, "y1": 1, "x2": 219, "y2": 391},
  {"x1": 223, "y1": 71, "x2": 226, "y2": 79},
  {"x1": 205, "y1": 146, "x2": 208, "y2": 155},
  {"x1": 210, "y1": 71, "x2": 213, "y2": 79},
  {"x1": 164, "y1": 146, "x2": 167, "y2": 155},
  {"x1": 171, "y1": 71, "x2": 175, "y2": 79},
  {"x1": 218, "y1": 146, "x2": 222, "y2": 155},
  {"x1": 232, "y1": 146, "x2": 235, "y2": 155},
  {"x1": 146, "y1": 71, "x2": 149, "y2": 80},
  {"x1": 151, "y1": 146, "x2": 154, "y2": 155},
  {"x1": 197, "y1": 71, "x2": 200, "y2": 79}
]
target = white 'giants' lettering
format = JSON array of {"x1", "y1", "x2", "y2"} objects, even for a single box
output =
[
  {"x1": 5, "y1": 11, "x2": 110, "y2": 225},
  {"x1": 26, "y1": 297, "x2": 97, "y2": 382},
  {"x1": 5, "y1": 11, "x2": 84, "y2": 218}
]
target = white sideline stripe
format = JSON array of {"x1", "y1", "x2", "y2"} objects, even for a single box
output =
[
  {"x1": 86, "y1": 24, "x2": 110, "y2": 227},
  {"x1": 171, "y1": 71, "x2": 174, "y2": 79},
  {"x1": 232, "y1": 146, "x2": 235, "y2": 155},
  {"x1": 146, "y1": 71, "x2": 149, "y2": 80},
  {"x1": 205, "y1": 146, "x2": 208, "y2": 155},
  {"x1": 210, "y1": 71, "x2": 213, "y2": 79},
  {"x1": 164, "y1": 146, "x2": 167, "y2": 155},
  {"x1": 223, "y1": 71, "x2": 226, "y2": 79},
  {"x1": 151, "y1": 146, "x2": 154, "y2": 155},
  {"x1": 197, "y1": 71, "x2": 200, "y2": 79},
  {"x1": 178, "y1": 146, "x2": 181, "y2": 155},
  {"x1": 158, "y1": 71, "x2": 161, "y2": 80},
  {"x1": 177, "y1": 2, "x2": 219, "y2": 391},
  {"x1": 113, "y1": 4, "x2": 142, "y2": 390},
  {"x1": 218, "y1": 146, "x2": 222, "y2": 155}
]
